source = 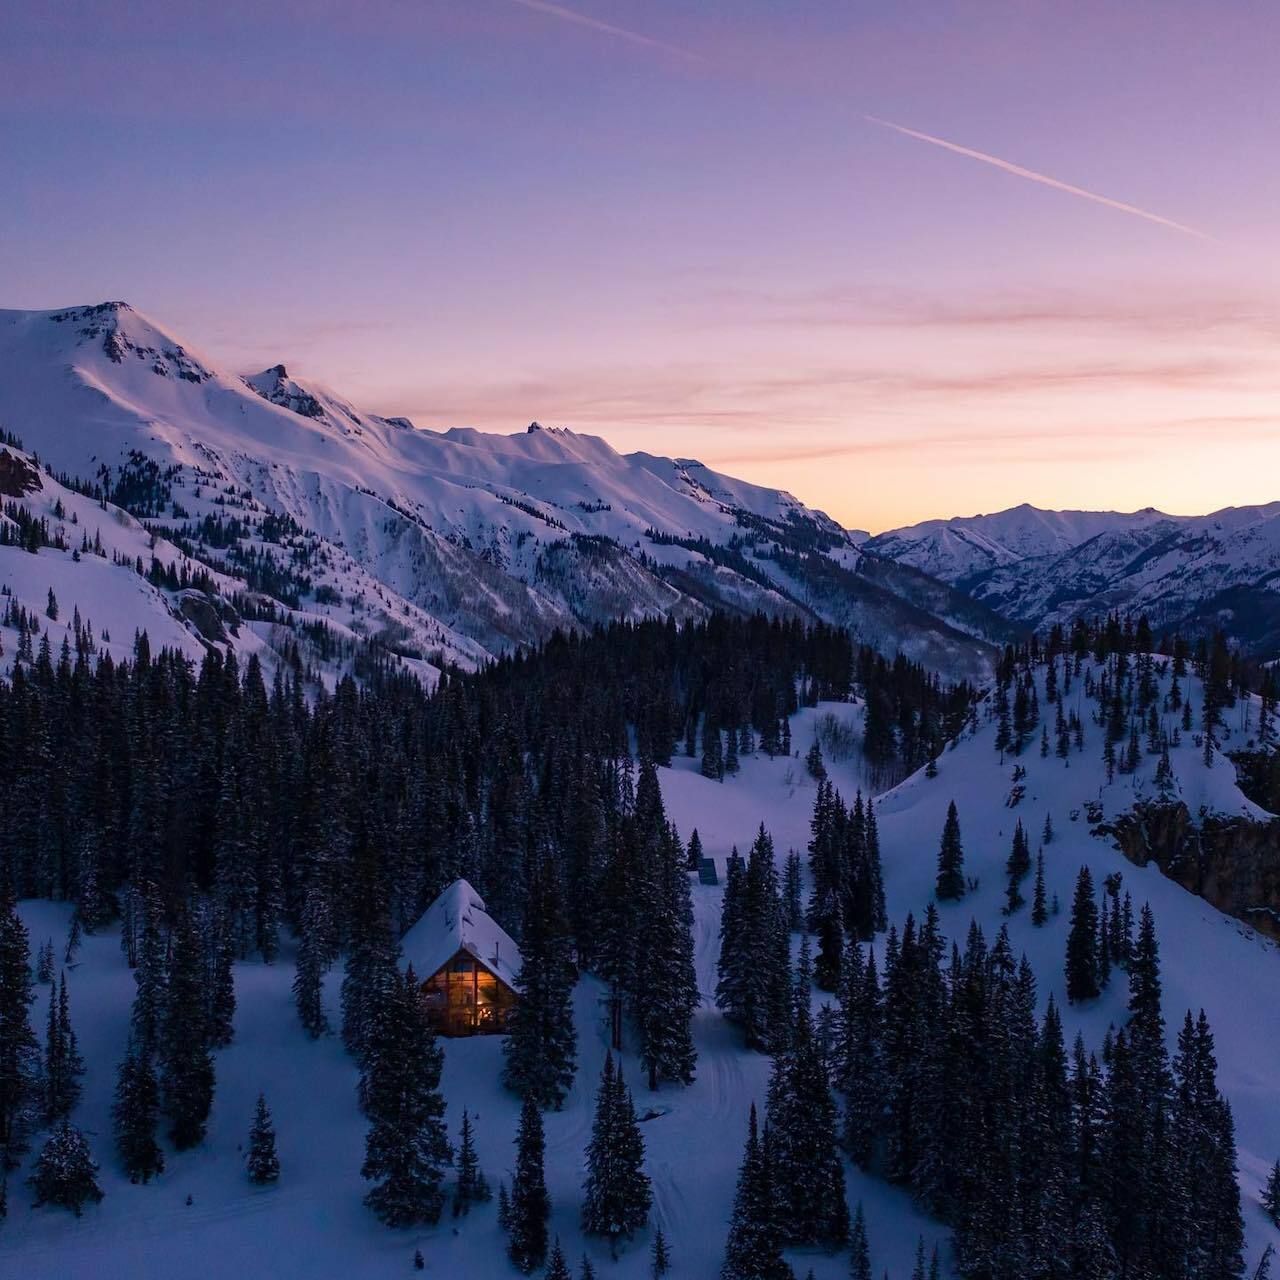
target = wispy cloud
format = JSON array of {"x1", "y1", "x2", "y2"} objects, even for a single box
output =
[
  {"x1": 507, "y1": 0, "x2": 702, "y2": 63},
  {"x1": 864, "y1": 115, "x2": 1213, "y2": 241}
]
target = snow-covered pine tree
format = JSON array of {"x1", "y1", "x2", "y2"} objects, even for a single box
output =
[
  {"x1": 503, "y1": 844, "x2": 577, "y2": 1109},
  {"x1": 935, "y1": 800, "x2": 965, "y2": 900},
  {"x1": 161, "y1": 909, "x2": 215, "y2": 1149},
  {"x1": 246, "y1": 1092, "x2": 280, "y2": 1184},
  {"x1": 0, "y1": 885, "x2": 42, "y2": 1165},
  {"x1": 720, "y1": 1104, "x2": 792, "y2": 1280},
  {"x1": 206, "y1": 911, "x2": 236, "y2": 1049},
  {"x1": 508, "y1": 1094, "x2": 549, "y2": 1273},
  {"x1": 28, "y1": 1121, "x2": 103, "y2": 1215},
  {"x1": 581, "y1": 1053, "x2": 651, "y2": 1248},
  {"x1": 1065, "y1": 867, "x2": 1101, "y2": 1002},
  {"x1": 113, "y1": 1039, "x2": 164, "y2": 1184},
  {"x1": 360, "y1": 966, "x2": 451, "y2": 1226}
]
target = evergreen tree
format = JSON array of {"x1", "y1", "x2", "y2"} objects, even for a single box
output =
[
  {"x1": 453, "y1": 1108, "x2": 491, "y2": 1214},
  {"x1": 0, "y1": 886, "x2": 40, "y2": 1166},
  {"x1": 161, "y1": 910, "x2": 215, "y2": 1149},
  {"x1": 360, "y1": 967, "x2": 451, "y2": 1226},
  {"x1": 582, "y1": 1053, "x2": 651, "y2": 1247},
  {"x1": 246, "y1": 1092, "x2": 280, "y2": 1185},
  {"x1": 545, "y1": 1239, "x2": 572, "y2": 1280},
  {"x1": 1264, "y1": 1161, "x2": 1280, "y2": 1228},
  {"x1": 508, "y1": 1094, "x2": 550, "y2": 1273},
  {"x1": 651, "y1": 1224, "x2": 671, "y2": 1277},
  {"x1": 1031, "y1": 849, "x2": 1048, "y2": 927},
  {"x1": 503, "y1": 847, "x2": 577, "y2": 1109},
  {"x1": 766, "y1": 995, "x2": 848, "y2": 1247},
  {"x1": 1004, "y1": 820, "x2": 1031, "y2": 915},
  {"x1": 849, "y1": 1202, "x2": 872, "y2": 1280},
  {"x1": 28, "y1": 1122, "x2": 103, "y2": 1216},
  {"x1": 721, "y1": 1105, "x2": 793, "y2": 1280},
  {"x1": 112, "y1": 1040, "x2": 164, "y2": 1184},
  {"x1": 1065, "y1": 867, "x2": 1101, "y2": 1002},
  {"x1": 43, "y1": 972, "x2": 85, "y2": 1123},
  {"x1": 935, "y1": 801, "x2": 965, "y2": 900},
  {"x1": 686, "y1": 828, "x2": 704, "y2": 872}
]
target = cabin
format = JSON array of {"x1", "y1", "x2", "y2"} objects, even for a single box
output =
[{"x1": 400, "y1": 879, "x2": 522, "y2": 1037}]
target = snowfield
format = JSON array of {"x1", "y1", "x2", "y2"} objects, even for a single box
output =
[{"x1": 6, "y1": 671, "x2": 1280, "y2": 1278}]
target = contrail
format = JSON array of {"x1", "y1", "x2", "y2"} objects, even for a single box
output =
[
  {"x1": 865, "y1": 114, "x2": 1212, "y2": 241},
  {"x1": 508, "y1": 0, "x2": 703, "y2": 63}
]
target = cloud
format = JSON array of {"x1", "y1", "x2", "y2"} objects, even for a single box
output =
[
  {"x1": 865, "y1": 115, "x2": 1213, "y2": 241},
  {"x1": 705, "y1": 285, "x2": 1280, "y2": 340},
  {"x1": 507, "y1": 0, "x2": 702, "y2": 63}
]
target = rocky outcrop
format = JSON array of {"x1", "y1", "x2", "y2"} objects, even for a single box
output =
[
  {"x1": 0, "y1": 448, "x2": 42, "y2": 498},
  {"x1": 1099, "y1": 800, "x2": 1280, "y2": 938},
  {"x1": 174, "y1": 589, "x2": 241, "y2": 646}
]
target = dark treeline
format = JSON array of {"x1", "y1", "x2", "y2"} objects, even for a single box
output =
[{"x1": 721, "y1": 898, "x2": 1245, "y2": 1280}]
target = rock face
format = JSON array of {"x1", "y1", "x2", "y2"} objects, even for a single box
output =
[
  {"x1": 0, "y1": 449, "x2": 42, "y2": 498},
  {"x1": 1100, "y1": 800, "x2": 1280, "y2": 938}
]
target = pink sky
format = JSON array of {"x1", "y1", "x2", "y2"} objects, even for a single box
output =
[{"x1": 2, "y1": 1, "x2": 1277, "y2": 531}]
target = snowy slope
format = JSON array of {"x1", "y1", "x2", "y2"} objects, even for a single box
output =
[
  {"x1": 7, "y1": 666, "x2": 1280, "y2": 1279},
  {"x1": 0, "y1": 302, "x2": 1008, "y2": 680}
]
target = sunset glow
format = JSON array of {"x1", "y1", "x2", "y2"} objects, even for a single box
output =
[{"x1": 3, "y1": 1, "x2": 1276, "y2": 531}]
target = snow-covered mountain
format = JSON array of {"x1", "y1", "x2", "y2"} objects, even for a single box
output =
[
  {"x1": 869, "y1": 502, "x2": 1280, "y2": 655},
  {"x1": 865, "y1": 503, "x2": 1172, "y2": 583},
  {"x1": 0, "y1": 302, "x2": 1013, "y2": 682}
]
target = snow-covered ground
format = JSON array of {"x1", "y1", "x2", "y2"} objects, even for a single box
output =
[{"x1": 6, "y1": 673, "x2": 1280, "y2": 1278}]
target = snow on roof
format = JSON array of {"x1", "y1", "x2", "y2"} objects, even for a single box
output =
[{"x1": 399, "y1": 878, "x2": 522, "y2": 988}]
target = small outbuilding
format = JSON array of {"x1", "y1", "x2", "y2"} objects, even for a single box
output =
[{"x1": 400, "y1": 879, "x2": 522, "y2": 1037}]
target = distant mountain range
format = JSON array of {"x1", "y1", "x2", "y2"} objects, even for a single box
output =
[
  {"x1": 866, "y1": 501, "x2": 1280, "y2": 655},
  {"x1": 0, "y1": 302, "x2": 1016, "y2": 684}
]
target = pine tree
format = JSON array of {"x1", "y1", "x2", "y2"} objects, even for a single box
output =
[
  {"x1": 1065, "y1": 867, "x2": 1100, "y2": 1002},
  {"x1": 360, "y1": 967, "x2": 452, "y2": 1226},
  {"x1": 43, "y1": 972, "x2": 84, "y2": 1123},
  {"x1": 806, "y1": 740, "x2": 826, "y2": 780},
  {"x1": 509, "y1": 1094, "x2": 550, "y2": 1273},
  {"x1": 1264, "y1": 1161, "x2": 1280, "y2": 1227},
  {"x1": 113, "y1": 1040, "x2": 164, "y2": 1184},
  {"x1": 546, "y1": 1239, "x2": 573, "y2": 1280},
  {"x1": 293, "y1": 883, "x2": 332, "y2": 1039},
  {"x1": 246, "y1": 1092, "x2": 280, "y2": 1184},
  {"x1": 497, "y1": 1180, "x2": 512, "y2": 1231},
  {"x1": 0, "y1": 886, "x2": 42, "y2": 1165},
  {"x1": 651, "y1": 1224, "x2": 671, "y2": 1277},
  {"x1": 849, "y1": 1202, "x2": 872, "y2": 1280},
  {"x1": 503, "y1": 847, "x2": 577, "y2": 1109},
  {"x1": 1031, "y1": 849, "x2": 1048, "y2": 927},
  {"x1": 686, "y1": 828, "x2": 704, "y2": 872},
  {"x1": 1004, "y1": 820, "x2": 1031, "y2": 915},
  {"x1": 721, "y1": 1105, "x2": 793, "y2": 1280},
  {"x1": 580, "y1": 1256, "x2": 598, "y2": 1280},
  {"x1": 161, "y1": 910, "x2": 215, "y2": 1149},
  {"x1": 767, "y1": 995, "x2": 848, "y2": 1247},
  {"x1": 632, "y1": 814, "x2": 699, "y2": 1090},
  {"x1": 582, "y1": 1053, "x2": 651, "y2": 1248},
  {"x1": 28, "y1": 1122, "x2": 103, "y2": 1216},
  {"x1": 453, "y1": 1108, "x2": 490, "y2": 1214},
  {"x1": 935, "y1": 801, "x2": 965, "y2": 900}
]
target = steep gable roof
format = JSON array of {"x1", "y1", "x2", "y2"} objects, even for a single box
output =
[{"x1": 399, "y1": 878, "x2": 522, "y2": 989}]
